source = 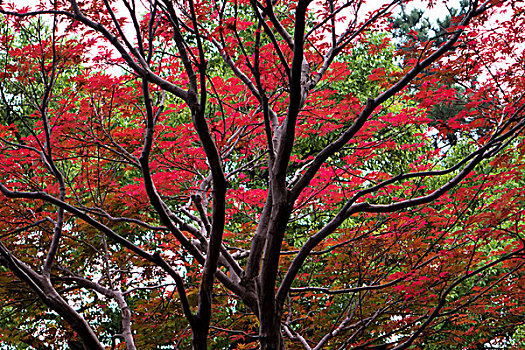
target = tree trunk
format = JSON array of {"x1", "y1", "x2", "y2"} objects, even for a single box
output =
[
  {"x1": 191, "y1": 323, "x2": 209, "y2": 350},
  {"x1": 259, "y1": 311, "x2": 284, "y2": 350}
]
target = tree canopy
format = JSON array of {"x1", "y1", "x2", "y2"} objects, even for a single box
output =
[{"x1": 1, "y1": 0, "x2": 525, "y2": 349}]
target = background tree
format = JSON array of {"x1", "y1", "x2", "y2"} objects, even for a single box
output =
[{"x1": 1, "y1": 0, "x2": 525, "y2": 349}]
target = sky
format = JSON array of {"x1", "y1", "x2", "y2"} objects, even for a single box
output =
[
  {"x1": 3, "y1": 0, "x2": 477, "y2": 78},
  {"x1": 8, "y1": 0, "x2": 462, "y2": 29}
]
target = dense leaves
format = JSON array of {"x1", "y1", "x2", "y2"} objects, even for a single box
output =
[{"x1": 1, "y1": 0, "x2": 525, "y2": 349}]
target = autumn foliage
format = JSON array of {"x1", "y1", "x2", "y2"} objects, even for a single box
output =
[{"x1": 1, "y1": 0, "x2": 525, "y2": 349}]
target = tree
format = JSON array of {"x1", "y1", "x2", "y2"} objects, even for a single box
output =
[{"x1": 0, "y1": 0, "x2": 525, "y2": 349}]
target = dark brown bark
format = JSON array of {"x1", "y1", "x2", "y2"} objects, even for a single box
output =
[
  {"x1": 192, "y1": 322, "x2": 210, "y2": 350},
  {"x1": 0, "y1": 1, "x2": 514, "y2": 349},
  {"x1": 0, "y1": 251, "x2": 104, "y2": 350}
]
